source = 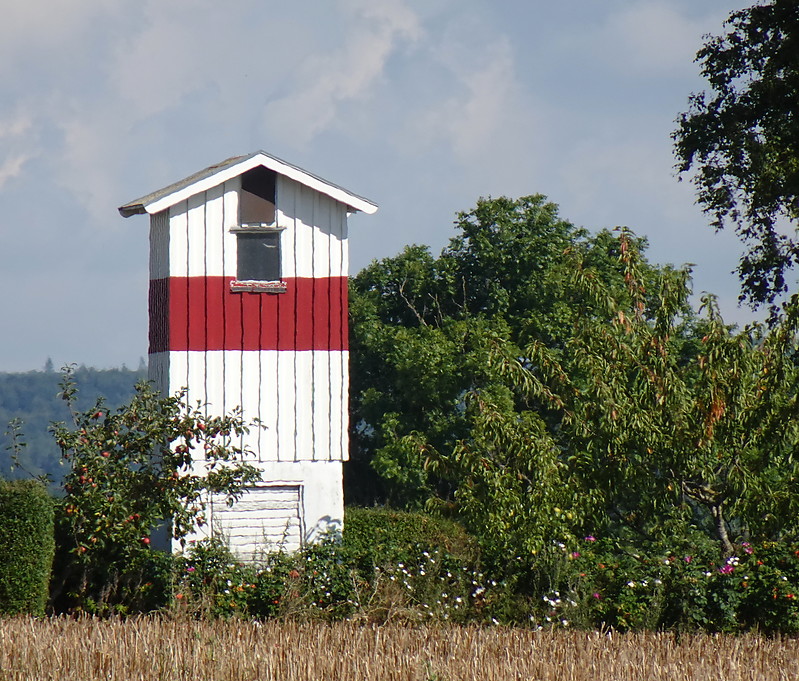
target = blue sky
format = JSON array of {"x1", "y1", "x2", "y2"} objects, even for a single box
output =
[{"x1": 0, "y1": 0, "x2": 754, "y2": 371}]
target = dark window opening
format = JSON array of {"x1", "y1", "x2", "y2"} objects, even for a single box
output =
[
  {"x1": 240, "y1": 166, "x2": 276, "y2": 225},
  {"x1": 237, "y1": 230, "x2": 281, "y2": 281}
]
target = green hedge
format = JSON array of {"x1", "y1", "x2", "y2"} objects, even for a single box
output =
[
  {"x1": 0, "y1": 479, "x2": 55, "y2": 616},
  {"x1": 343, "y1": 507, "x2": 479, "y2": 569}
]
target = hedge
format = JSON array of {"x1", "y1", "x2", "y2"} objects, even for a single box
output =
[
  {"x1": 343, "y1": 507, "x2": 479, "y2": 570},
  {"x1": 0, "y1": 479, "x2": 55, "y2": 616}
]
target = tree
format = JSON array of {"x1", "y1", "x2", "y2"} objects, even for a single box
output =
[
  {"x1": 484, "y1": 230, "x2": 799, "y2": 556},
  {"x1": 347, "y1": 196, "x2": 669, "y2": 510},
  {"x1": 674, "y1": 0, "x2": 799, "y2": 308},
  {"x1": 50, "y1": 367, "x2": 261, "y2": 611}
]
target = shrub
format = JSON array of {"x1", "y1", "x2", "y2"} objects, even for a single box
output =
[
  {"x1": 171, "y1": 538, "x2": 258, "y2": 619},
  {"x1": 0, "y1": 479, "x2": 55, "y2": 616},
  {"x1": 342, "y1": 507, "x2": 479, "y2": 571}
]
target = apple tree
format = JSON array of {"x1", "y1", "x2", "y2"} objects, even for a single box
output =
[{"x1": 50, "y1": 366, "x2": 261, "y2": 611}]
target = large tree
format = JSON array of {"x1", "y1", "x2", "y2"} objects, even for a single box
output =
[
  {"x1": 674, "y1": 0, "x2": 799, "y2": 308},
  {"x1": 347, "y1": 195, "x2": 668, "y2": 510}
]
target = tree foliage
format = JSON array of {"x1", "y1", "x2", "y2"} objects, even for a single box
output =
[
  {"x1": 351, "y1": 197, "x2": 799, "y2": 561},
  {"x1": 348, "y1": 195, "x2": 667, "y2": 516},
  {"x1": 674, "y1": 0, "x2": 799, "y2": 308},
  {"x1": 500, "y1": 230, "x2": 799, "y2": 555},
  {"x1": 51, "y1": 367, "x2": 261, "y2": 611}
]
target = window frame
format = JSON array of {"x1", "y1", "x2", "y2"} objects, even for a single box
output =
[{"x1": 230, "y1": 225, "x2": 287, "y2": 293}]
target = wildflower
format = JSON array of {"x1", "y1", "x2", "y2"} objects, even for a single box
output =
[
  {"x1": 186, "y1": 566, "x2": 195, "y2": 573},
  {"x1": 592, "y1": 592, "x2": 601, "y2": 599},
  {"x1": 570, "y1": 552, "x2": 580, "y2": 559},
  {"x1": 175, "y1": 593, "x2": 184, "y2": 600},
  {"x1": 742, "y1": 542, "x2": 753, "y2": 555},
  {"x1": 584, "y1": 535, "x2": 596, "y2": 542},
  {"x1": 684, "y1": 555, "x2": 692, "y2": 564},
  {"x1": 627, "y1": 581, "x2": 635, "y2": 588},
  {"x1": 719, "y1": 564, "x2": 734, "y2": 575}
]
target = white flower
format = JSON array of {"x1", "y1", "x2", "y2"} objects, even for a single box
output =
[{"x1": 627, "y1": 581, "x2": 635, "y2": 588}]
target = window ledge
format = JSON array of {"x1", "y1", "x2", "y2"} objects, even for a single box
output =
[{"x1": 230, "y1": 280, "x2": 287, "y2": 293}]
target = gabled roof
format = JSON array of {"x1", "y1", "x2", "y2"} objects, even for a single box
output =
[{"x1": 118, "y1": 150, "x2": 378, "y2": 218}]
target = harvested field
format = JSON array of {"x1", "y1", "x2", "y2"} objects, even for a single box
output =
[{"x1": 0, "y1": 617, "x2": 796, "y2": 680}]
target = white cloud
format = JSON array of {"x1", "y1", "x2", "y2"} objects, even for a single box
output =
[
  {"x1": 262, "y1": 0, "x2": 421, "y2": 146},
  {"x1": 586, "y1": 2, "x2": 731, "y2": 77},
  {"x1": 0, "y1": 0, "x2": 115, "y2": 76},
  {"x1": 0, "y1": 154, "x2": 31, "y2": 187},
  {"x1": 0, "y1": 112, "x2": 33, "y2": 139},
  {"x1": 412, "y1": 37, "x2": 520, "y2": 160}
]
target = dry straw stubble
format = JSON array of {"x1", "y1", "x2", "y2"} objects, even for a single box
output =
[{"x1": 0, "y1": 617, "x2": 797, "y2": 680}]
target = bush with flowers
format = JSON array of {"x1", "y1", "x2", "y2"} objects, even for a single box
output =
[{"x1": 511, "y1": 528, "x2": 799, "y2": 634}]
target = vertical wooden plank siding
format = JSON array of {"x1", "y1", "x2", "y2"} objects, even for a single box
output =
[
  {"x1": 186, "y1": 193, "x2": 207, "y2": 414},
  {"x1": 152, "y1": 174, "x2": 350, "y2": 467}
]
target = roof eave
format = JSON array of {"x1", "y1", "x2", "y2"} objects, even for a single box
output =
[{"x1": 118, "y1": 151, "x2": 378, "y2": 218}]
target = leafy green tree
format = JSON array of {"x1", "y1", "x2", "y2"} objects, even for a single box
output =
[
  {"x1": 348, "y1": 195, "x2": 668, "y2": 509},
  {"x1": 674, "y1": 0, "x2": 799, "y2": 308},
  {"x1": 487, "y1": 230, "x2": 799, "y2": 555},
  {"x1": 50, "y1": 367, "x2": 261, "y2": 611}
]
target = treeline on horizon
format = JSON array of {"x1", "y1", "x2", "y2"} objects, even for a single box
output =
[{"x1": 0, "y1": 363, "x2": 146, "y2": 484}]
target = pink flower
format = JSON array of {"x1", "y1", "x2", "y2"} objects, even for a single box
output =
[
  {"x1": 684, "y1": 555, "x2": 692, "y2": 563},
  {"x1": 571, "y1": 552, "x2": 580, "y2": 559},
  {"x1": 592, "y1": 592, "x2": 601, "y2": 599},
  {"x1": 186, "y1": 566, "x2": 195, "y2": 573},
  {"x1": 584, "y1": 536, "x2": 596, "y2": 542},
  {"x1": 719, "y1": 564, "x2": 734, "y2": 575}
]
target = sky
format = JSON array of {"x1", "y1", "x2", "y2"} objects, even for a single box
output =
[{"x1": 0, "y1": 0, "x2": 756, "y2": 372}]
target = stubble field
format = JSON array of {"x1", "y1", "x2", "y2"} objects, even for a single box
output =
[{"x1": 1, "y1": 617, "x2": 797, "y2": 680}]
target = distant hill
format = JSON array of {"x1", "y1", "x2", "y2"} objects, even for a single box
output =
[{"x1": 0, "y1": 365, "x2": 146, "y2": 486}]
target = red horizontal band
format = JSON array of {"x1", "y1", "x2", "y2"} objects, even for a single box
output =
[{"x1": 149, "y1": 277, "x2": 348, "y2": 353}]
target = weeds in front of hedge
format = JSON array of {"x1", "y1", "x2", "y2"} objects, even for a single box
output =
[{"x1": 153, "y1": 531, "x2": 799, "y2": 635}]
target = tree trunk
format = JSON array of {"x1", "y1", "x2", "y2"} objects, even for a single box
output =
[{"x1": 711, "y1": 503, "x2": 735, "y2": 557}]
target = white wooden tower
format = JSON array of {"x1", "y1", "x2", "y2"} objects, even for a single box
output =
[{"x1": 119, "y1": 151, "x2": 377, "y2": 558}]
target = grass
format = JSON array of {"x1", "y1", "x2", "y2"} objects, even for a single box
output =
[{"x1": 0, "y1": 617, "x2": 797, "y2": 680}]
